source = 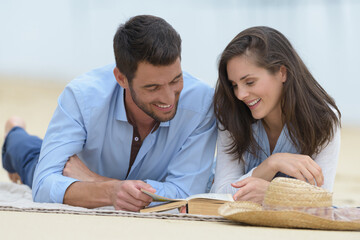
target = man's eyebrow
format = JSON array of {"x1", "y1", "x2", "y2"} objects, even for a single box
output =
[
  {"x1": 143, "y1": 83, "x2": 159, "y2": 88},
  {"x1": 171, "y1": 72, "x2": 183, "y2": 81},
  {"x1": 142, "y1": 73, "x2": 183, "y2": 88}
]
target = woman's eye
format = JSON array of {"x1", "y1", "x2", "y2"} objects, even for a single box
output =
[{"x1": 246, "y1": 81, "x2": 254, "y2": 86}]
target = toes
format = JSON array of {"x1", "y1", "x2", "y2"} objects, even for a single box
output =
[
  {"x1": 5, "y1": 116, "x2": 26, "y2": 137},
  {"x1": 8, "y1": 172, "x2": 21, "y2": 184}
]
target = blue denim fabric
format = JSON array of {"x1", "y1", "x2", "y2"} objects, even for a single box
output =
[{"x1": 2, "y1": 127, "x2": 41, "y2": 188}]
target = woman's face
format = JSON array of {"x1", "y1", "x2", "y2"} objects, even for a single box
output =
[{"x1": 227, "y1": 55, "x2": 286, "y2": 124}]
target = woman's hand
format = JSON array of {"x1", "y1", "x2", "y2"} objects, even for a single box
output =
[
  {"x1": 231, "y1": 177, "x2": 270, "y2": 204},
  {"x1": 254, "y1": 153, "x2": 324, "y2": 187}
]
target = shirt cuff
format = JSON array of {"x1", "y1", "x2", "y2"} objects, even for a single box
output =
[
  {"x1": 42, "y1": 174, "x2": 78, "y2": 203},
  {"x1": 236, "y1": 167, "x2": 256, "y2": 182},
  {"x1": 144, "y1": 179, "x2": 163, "y2": 195}
]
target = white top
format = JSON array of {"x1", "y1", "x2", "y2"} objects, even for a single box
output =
[{"x1": 211, "y1": 123, "x2": 341, "y2": 195}]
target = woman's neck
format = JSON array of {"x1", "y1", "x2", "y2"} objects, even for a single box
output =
[{"x1": 262, "y1": 114, "x2": 284, "y2": 154}]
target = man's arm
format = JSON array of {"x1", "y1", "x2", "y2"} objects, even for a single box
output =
[
  {"x1": 63, "y1": 180, "x2": 155, "y2": 211},
  {"x1": 32, "y1": 83, "x2": 156, "y2": 211},
  {"x1": 62, "y1": 155, "x2": 156, "y2": 211}
]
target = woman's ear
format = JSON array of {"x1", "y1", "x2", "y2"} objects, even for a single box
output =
[
  {"x1": 113, "y1": 67, "x2": 129, "y2": 89},
  {"x1": 279, "y1": 65, "x2": 287, "y2": 83}
]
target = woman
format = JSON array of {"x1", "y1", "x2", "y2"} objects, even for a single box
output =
[{"x1": 210, "y1": 26, "x2": 341, "y2": 203}]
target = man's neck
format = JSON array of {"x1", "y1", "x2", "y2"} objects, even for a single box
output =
[{"x1": 124, "y1": 89, "x2": 156, "y2": 133}]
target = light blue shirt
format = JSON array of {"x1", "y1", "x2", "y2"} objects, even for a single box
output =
[
  {"x1": 244, "y1": 120, "x2": 297, "y2": 176},
  {"x1": 32, "y1": 64, "x2": 217, "y2": 203},
  {"x1": 212, "y1": 118, "x2": 340, "y2": 194}
]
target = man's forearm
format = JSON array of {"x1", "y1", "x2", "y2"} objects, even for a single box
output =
[{"x1": 63, "y1": 180, "x2": 117, "y2": 208}]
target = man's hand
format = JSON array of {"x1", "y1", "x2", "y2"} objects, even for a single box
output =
[
  {"x1": 231, "y1": 177, "x2": 270, "y2": 204},
  {"x1": 62, "y1": 155, "x2": 157, "y2": 212},
  {"x1": 63, "y1": 155, "x2": 109, "y2": 182},
  {"x1": 110, "y1": 180, "x2": 156, "y2": 211}
]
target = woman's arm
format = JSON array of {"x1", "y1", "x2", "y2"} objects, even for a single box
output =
[
  {"x1": 210, "y1": 129, "x2": 246, "y2": 195},
  {"x1": 252, "y1": 152, "x2": 324, "y2": 186},
  {"x1": 251, "y1": 125, "x2": 340, "y2": 190},
  {"x1": 312, "y1": 124, "x2": 341, "y2": 191}
]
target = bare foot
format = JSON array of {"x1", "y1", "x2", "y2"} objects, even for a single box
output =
[
  {"x1": 8, "y1": 172, "x2": 22, "y2": 184},
  {"x1": 4, "y1": 116, "x2": 26, "y2": 184},
  {"x1": 5, "y1": 116, "x2": 26, "y2": 138}
]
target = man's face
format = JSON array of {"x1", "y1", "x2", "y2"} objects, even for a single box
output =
[{"x1": 127, "y1": 58, "x2": 183, "y2": 122}]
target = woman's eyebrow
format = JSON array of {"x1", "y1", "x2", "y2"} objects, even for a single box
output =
[{"x1": 240, "y1": 74, "x2": 251, "y2": 80}]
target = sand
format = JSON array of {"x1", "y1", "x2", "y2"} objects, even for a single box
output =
[{"x1": 0, "y1": 79, "x2": 359, "y2": 239}]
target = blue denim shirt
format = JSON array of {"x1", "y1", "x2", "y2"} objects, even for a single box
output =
[{"x1": 32, "y1": 64, "x2": 217, "y2": 203}]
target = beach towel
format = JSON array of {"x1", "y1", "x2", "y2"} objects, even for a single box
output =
[{"x1": 0, "y1": 181, "x2": 229, "y2": 222}]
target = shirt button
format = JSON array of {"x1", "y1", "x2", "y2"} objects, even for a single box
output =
[{"x1": 134, "y1": 137, "x2": 139, "y2": 141}]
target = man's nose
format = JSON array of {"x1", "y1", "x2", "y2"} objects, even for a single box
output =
[{"x1": 159, "y1": 86, "x2": 176, "y2": 104}]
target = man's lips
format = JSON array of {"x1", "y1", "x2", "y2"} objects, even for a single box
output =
[{"x1": 153, "y1": 103, "x2": 174, "y2": 111}]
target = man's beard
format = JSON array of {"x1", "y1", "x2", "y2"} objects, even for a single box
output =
[{"x1": 128, "y1": 86, "x2": 179, "y2": 122}]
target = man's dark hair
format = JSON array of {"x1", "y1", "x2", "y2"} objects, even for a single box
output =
[{"x1": 113, "y1": 15, "x2": 182, "y2": 82}]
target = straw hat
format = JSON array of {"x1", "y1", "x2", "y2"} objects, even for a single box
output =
[{"x1": 218, "y1": 177, "x2": 360, "y2": 230}]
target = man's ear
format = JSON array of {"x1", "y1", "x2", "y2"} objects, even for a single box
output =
[
  {"x1": 113, "y1": 67, "x2": 129, "y2": 89},
  {"x1": 279, "y1": 65, "x2": 287, "y2": 83}
]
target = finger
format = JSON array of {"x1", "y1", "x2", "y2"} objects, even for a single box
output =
[
  {"x1": 299, "y1": 167, "x2": 316, "y2": 185},
  {"x1": 134, "y1": 182, "x2": 157, "y2": 202},
  {"x1": 119, "y1": 191, "x2": 151, "y2": 208},
  {"x1": 126, "y1": 184, "x2": 153, "y2": 203},
  {"x1": 305, "y1": 163, "x2": 324, "y2": 186},
  {"x1": 237, "y1": 191, "x2": 264, "y2": 204},
  {"x1": 306, "y1": 161, "x2": 324, "y2": 186},
  {"x1": 231, "y1": 177, "x2": 252, "y2": 188},
  {"x1": 114, "y1": 199, "x2": 143, "y2": 212},
  {"x1": 290, "y1": 169, "x2": 307, "y2": 183},
  {"x1": 233, "y1": 184, "x2": 252, "y2": 201},
  {"x1": 136, "y1": 181, "x2": 156, "y2": 193},
  {"x1": 179, "y1": 206, "x2": 187, "y2": 213}
]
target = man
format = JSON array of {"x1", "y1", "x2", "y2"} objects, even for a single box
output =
[{"x1": 1, "y1": 15, "x2": 217, "y2": 212}]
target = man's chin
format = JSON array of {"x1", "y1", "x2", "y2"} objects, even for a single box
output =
[
  {"x1": 156, "y1": 113, "x2": 176, "y2": 122},
  {"x1": 153, "y1": 109, "x2": 177, "y2": 122}
]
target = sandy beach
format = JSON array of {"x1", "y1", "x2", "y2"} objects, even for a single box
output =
[{"x1": 0, "y1": 79, "x2": 359, "y2": 239}]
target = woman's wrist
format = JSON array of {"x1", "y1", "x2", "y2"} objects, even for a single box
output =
[{"x1": 263, "y1": 154, "x2": 279, "y2": 177}]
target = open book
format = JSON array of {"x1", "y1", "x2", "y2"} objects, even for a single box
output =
[{"x1": 140, "y1": 189, "x2": 234, "y2": 216}]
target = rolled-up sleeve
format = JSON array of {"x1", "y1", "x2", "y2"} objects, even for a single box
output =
[{"x1": 32, "y1": 84, "x2": 87, "y2": 203}]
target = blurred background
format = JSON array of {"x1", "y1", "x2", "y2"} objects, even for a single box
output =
[
  {"x1": 0, "y1": 0, "x2": 359, "y2": 205},
  {"x1": 1, "y1": 0, "x2": 360, "y2": 125}
]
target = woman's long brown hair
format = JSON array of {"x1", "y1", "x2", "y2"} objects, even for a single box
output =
[{"x1": 214, "y1": 26, "x2": 341, "y2": 161}]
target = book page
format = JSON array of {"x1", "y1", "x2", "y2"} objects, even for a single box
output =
[
  {"x1": 140, "y1": 201, "x2": 186, "y2": 213},
  {"x1": 141, "y1": 189, "x2": 234, "y2": 203},
  {"x1": 141, "y1": 189, "x2": 177, "y2": 202},
  {"x1": 186, "y1": 193, "x2": 234, "y2": 202}
]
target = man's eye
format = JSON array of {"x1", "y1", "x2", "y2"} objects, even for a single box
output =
[
  {"x1": 148, "y1": 87, "x2": 159, "y2": 92},
  {"x1": 170, "y1": 78, "x2": 181, "y2": 85}
]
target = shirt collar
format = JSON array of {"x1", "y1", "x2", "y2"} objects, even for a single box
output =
[
  {"x1": 115, "y1": 86, "x2": 128, "y2": 122},
  {"x1": 115, "y1": 86, "x2": 170, "y2": 127}
]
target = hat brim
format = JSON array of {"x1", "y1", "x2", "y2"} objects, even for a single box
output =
[{"x1": 219, "y1": 202, "x2": 360, "y2": 231}]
